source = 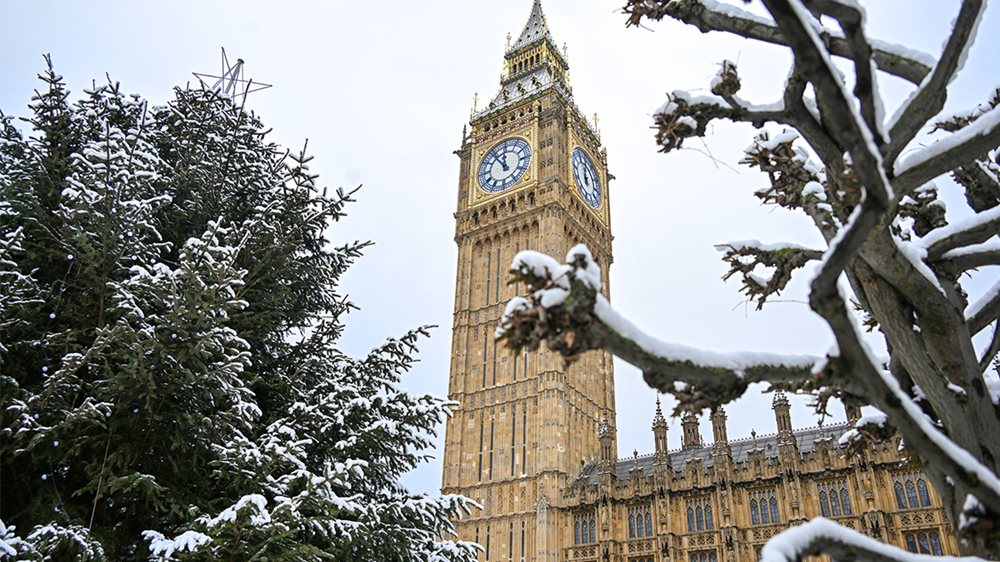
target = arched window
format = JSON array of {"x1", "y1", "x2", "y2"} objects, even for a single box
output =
[
  {"x1": 894, "y1": 482, "x2": 907, "y2": 509},
  {"x1": 687, "y1": 507, "x2": 695, "y2": 532},
  {"x1": 917, "y1": 532, "x2": 931, "y2": 554},
  {"x1": 769, "y1": 496, "x2": 779, "y2": 523},
  {"x1": 574, "y1": 520, "x2": 580, "y2": 544},
  {"x1": 905, "y1": 534, "x2": 918, "y2": 553},
  {"x1": 705, "y1": 506, "x2": 714, "y2": 530},
  {"x1": 840, "y1": 489, "x2": 852, "y2": 516},
  {"x1": 629, "y1": 511, "x2": 636, "y2": 538},
  {"x1": 759, "y1": 498, "x2": 769, "y2": 523},
  {"x1": 906, "y1": 480, "x2": 919, "y2": 507},
  {"x1": 582, "y1": 518, "x2": 589, "y2": 544},
  {"x1": 644, "y1": 510, "x2": 653, "y2": 537},
  {"x1": 589, "y1": 516, "x2": 596, "y2": 544},
  {"x1": 819, "y1": 490, "x2": 830, "y2": 517},
  {"x1": 830, "y1": 488, "x2": 842, "y2": 517},
  {"x1": 929, "y1": 531, "x2": 942, "y2": 555},
  {"x1": 917, "y1": 479, "x2": 931, "y2": 506},
  {"x1": 696, "y1": 506, "x2": 704, "y2": 531},
  {"x1": 750, "y1": 499, "x2": 760, "y2": 525}
]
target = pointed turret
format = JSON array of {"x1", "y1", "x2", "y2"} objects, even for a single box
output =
[
  {"x1": 598, "y1": 416, "x2": 614, "y2": 472},
  {"x1": 772, "y1": 391, "x2": 793, "y2": 438},
  {"x1": 652, "y1": 396, "x2": 669, "y2": 455},
  {"x1": 711, "y1": 407, "x2": 730, "y2": 455},
  {"x1": 681, "y1": 411, "x2": 702, "y2": 450},
  {"x1": 773, "y1": 391, "x2": 798, "y2": 452}
]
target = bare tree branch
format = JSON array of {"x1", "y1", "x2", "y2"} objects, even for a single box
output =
[
  {"x1": 886, "y1": 0, "x2": 987, "y2": 163},
  {"x1": 894, "y1": 106, "x2": 1000, "y2": 194},
  {"x1": 497, "y1": 250, "x2": 826, "y2": 412},
  {"x1": 970, "y1": 292, "x2": 1000, "y2": 336},
  {"x1": 715, "y1": 241, "x2": 823, "y2": 309},
  {"x1": 807, "y1": 0, "x2": 884, "y2": 146},
  {"x1": 941, "y1": 247, "x2": 1000, "y2": 272},
  {"x1": 924, "y1": 206, "x2": 1000, "y2": 261},
  {"x1": 623, "y1": 0, "x2": 932, "y2": 84}
]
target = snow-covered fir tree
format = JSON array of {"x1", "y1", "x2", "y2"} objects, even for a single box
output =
[{"x1": 0, "y1": 58, "x2": 478, "y2": 561}]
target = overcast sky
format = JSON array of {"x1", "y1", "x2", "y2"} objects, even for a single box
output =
[{"x1": 2, "y1": 1, "x2": 997, "y2": 496}]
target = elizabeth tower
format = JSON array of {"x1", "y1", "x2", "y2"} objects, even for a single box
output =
[{"x1": 441, "y1": 2, "x2": 617, "y2": 560}]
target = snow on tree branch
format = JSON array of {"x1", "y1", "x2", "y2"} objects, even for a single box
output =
[
  {"x1": 886, "y1": 0, "x2": 988, "y2": 162},
  {"x1": 623, "y1": 0, "x2": 934, "y2": 84},
  {"x1": 497, "y1": 246, "x2": 830, "y2": 411},
  {"x1": 715, "y1": 239, "x2": 823, "y2": 309}
]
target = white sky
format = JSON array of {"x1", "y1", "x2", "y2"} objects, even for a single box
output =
[{"x1": 2, "y1": 1, "x2": 997, "y2": 496}]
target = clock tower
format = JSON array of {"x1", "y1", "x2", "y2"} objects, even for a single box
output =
[{"x1": 441, "y1": 2, "x2": 617, "y2": 560}]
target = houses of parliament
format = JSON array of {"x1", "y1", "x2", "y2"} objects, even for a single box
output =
[{"x1": 439, "y1": 2, "x2": 959, "y2": 561}]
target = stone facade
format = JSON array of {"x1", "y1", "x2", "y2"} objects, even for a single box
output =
[
  {"x1": 562, "y1": 395, "x2": 958, "y2": 562},
  {"x1": 442, "y1": 2, "x2": 958, "y2": 561}
]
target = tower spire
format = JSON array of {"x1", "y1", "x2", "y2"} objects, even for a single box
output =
[
  {"x1": 476, "y1": 0, "x2": 571, "y2": 118},
  {"x1": 510, "y1": 0, "x2": 553, "y2": 52}
]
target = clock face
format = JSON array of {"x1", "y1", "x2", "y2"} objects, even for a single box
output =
[
  {"x1": 572, "y1": 147, "x2": 601, "y2": 208},
  {"x1": 478, "y1": 138, "x2": 532, "y2": 193}
]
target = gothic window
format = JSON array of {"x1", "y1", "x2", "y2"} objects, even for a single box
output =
[
  {"x1": 686, "y1": 497, "x2": 713, "y2": 532},
  {"x1": 574, "y1": 512, "x2": 596, "y2": 544},
  {"x1": 840, "y1": 489, "x2": 852, "y2": 516},
  {"x1": 906, "y1": 480, "x2": 918, "y2": 507},
  {"x1": 689, "y1": 550, "x2": 718, "y2": 562},
  {"x1": 628, "y1": 505, "x2": 653, "y2": 538},
  {"x1": 894, "y1": 473, "x2": 933, "y2": 509},
  {"x1": 917, "y1": 479, "x2": 931, "y2": 506},
  {"x1": 817, "y1": 481, "x2": 851, "y2": 518},
  {"x1": 748, "y1": 489, "x2": 779, "y2": 525},
  {"x1": 903, "y1": 530, "x2": 943, "y2": 555}
]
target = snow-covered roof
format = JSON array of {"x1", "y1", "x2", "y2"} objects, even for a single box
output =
[{"x1": 574, "y1": 423, "x2": 853, "y2": 486}]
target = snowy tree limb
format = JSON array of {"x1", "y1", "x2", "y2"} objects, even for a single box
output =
[
  {"x1": 807, "y1": 0, "x2": 884, "y2": 146},
  {"x1": 939, "y1": 247, "x2": 1000, "y2": 273},
  {"x1": 885, "y1": 0, "x2": 987, "y2": 163},
  {"x1": 924, "y1": 207, "x2": 1000, "y2": 261},
  {"x1": 623, "y1": 0, "x2": 933, "y2": 84},
  {"x1": 895, "y1": 106, "x2": 1000, "y2": 194},
  {"x1": 498, "y1": 247, "x2": 836, "y2": 412},
  {"x1": 715, "y1": 241, "x2": 823, "y2": 309},
  {"x1": 969, "y1": 294, "x2": 1000, "y2": 336}
]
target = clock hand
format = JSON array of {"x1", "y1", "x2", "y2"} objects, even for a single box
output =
[{"x1": 498, "y1": 153, "x2": 510, "y2": 172}]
